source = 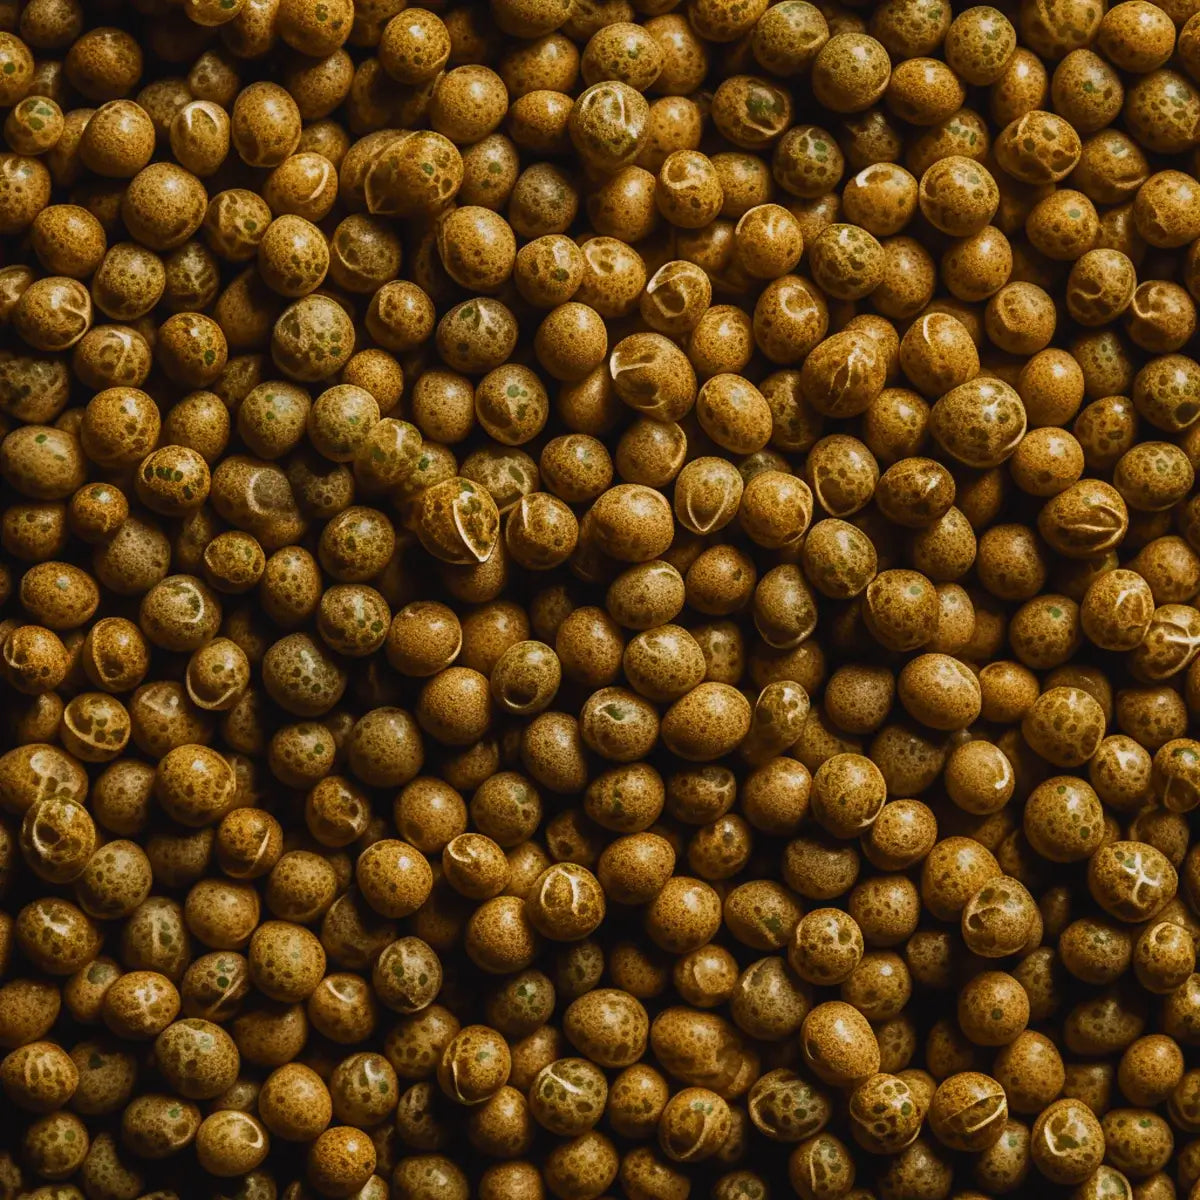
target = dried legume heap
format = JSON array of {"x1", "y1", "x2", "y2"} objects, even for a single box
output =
[{"x1": 5, "y1": 0, "x2": 1200, "y2": 1198}]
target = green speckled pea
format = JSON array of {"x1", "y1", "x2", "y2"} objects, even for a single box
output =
[
  {"x1": 1088, "y1": 840, "x2": 1176, "y2": 923},
  {"x1": 154, "y1": 1018, "x2": 239, "y2": 1100},
  {"x1": 0, "y1": 1041, "x2": 79, "y2": 1113},
  {"x1": 848, "y1": 1072, "x2": 923, "y2": 1153}
]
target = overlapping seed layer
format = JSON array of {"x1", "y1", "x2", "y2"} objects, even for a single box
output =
[{"x1": 3, "y1": 0, "x2": 1200, "y2": 1199}]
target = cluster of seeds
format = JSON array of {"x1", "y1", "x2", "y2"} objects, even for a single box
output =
[{"x1": 5, "y1": 0, "x2": 1200, "y2": 1198}]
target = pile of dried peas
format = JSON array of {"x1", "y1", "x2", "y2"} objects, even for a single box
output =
[{"x1": 5, "y1": 0, "x2": 1200, "y2": 1197}]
